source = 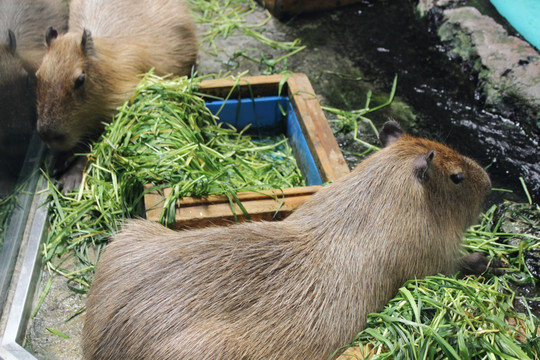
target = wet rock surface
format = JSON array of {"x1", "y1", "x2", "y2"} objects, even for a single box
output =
[
  {"x1": 417, "y1": 1, "x2": 540, "y2": 202},
  {"x1": 438, "y1": 7, "x2": 540, "y2": 126}
]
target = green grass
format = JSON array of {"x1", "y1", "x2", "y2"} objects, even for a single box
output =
[
  {"x1": 333, "y1": 202, "x2": 540, "y2": 360},
  {"x1": 188, "y1": 0, "x2": 305, "y2": 74},
  {"x1": 0, "y1": 191, "x2": 18, "y2": 249},
  {"x1": 43, "y1": 73, "x2": 304, "y2": 290}
]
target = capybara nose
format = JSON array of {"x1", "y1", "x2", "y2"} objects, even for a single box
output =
[{"x1": 38, "y1": 127, "x2": 66, "y2": 146}]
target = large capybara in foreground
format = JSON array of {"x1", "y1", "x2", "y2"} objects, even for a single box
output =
[
  {"x1": 83, "y1": 122, "x2": 497, "y2": 360},
  {"x1": 36, "y1": 0, "x2": 197, "y2": 190}
]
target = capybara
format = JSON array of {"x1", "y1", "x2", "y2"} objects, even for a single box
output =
[
  {"x1": 0, "y1": 0, "x2": 67, "y2": 194},
  {"x1": 36, "y1": 0, "x2": 197, "y2": 189},
  {"x1": 83, "y1": 121, "x2": 496, "y2": 360},
  {"x1": 0, "y1": 0, "x2": 68, "y2": 74}
]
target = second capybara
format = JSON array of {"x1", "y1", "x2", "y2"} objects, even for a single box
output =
[
  {"x1": 82, "y1": 121, "x2": 496, "y2": 360},
  {"x1": 36, "y1": 0, "x2": 197, "y2": 152},
  {"x1": 0, "y1": 0, "x2": 68, "y2": 194},
  {"x1": 0, "y1": 0, "x2": 68, "y2": 74}
]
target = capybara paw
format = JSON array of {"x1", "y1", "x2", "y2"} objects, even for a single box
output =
[{"x1": 460, "y1": 252, "x2": 506, "y2": 276}]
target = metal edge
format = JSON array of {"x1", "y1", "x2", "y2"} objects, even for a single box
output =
[
  {"x1": 1, "y1": 175, "x2": 49, "y2": 360},
  {"x1": 0, "y1": 133, "x2": 46, "y2": 317}
]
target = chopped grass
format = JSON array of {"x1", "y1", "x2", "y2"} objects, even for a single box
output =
[
  {"x1": 324, "y1": 75, "x2": 398, "y2": 159},
  {"x1": 43, "y1": 72, "x2": 304, "y2": 291},
  {"x1": 335, "y1": 201, "x2": 540, "y2": 360},
  {"x1": 0, "y1": 192, "x2": 17, "y2": 249},
  {"x1": 188, "y1": 0, "x2": 305, "y2": 74}
]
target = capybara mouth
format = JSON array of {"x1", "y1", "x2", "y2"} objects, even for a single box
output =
[{"x1": 38, "y1": 128, "x2": 73, "y2": 151}]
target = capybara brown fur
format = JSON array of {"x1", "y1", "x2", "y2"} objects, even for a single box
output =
[
  {"x1": 0, "y1": 0, "x2": 68, "y2": 75},
  {"x1": 36, "y1": 0, "x2": 197, "y2": 152},
  {"x1": 83, "y1": 122, "x2": 495, "y2": 360},
  {"x1": 0, "y1": 0, "x2": 67, "y2": 194}
]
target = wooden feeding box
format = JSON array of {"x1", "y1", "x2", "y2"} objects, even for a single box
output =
[
  {"x1": 256, "y1": 0, "x2": 363, "y2": 19},
  {"x1": 144, "y1": 73, "x2": 349, "y2": 229}
]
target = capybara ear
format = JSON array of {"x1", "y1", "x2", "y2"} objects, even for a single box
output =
[
  {"x1": 45, "y1": 26, "x2": 58, "y2": 47},
  {"x1": 414, "y1": 150, "x2": 435, "y2": 183},
  {"x1": 7, "y1": 29, "x2": 16, "y2": 53},
  {"x1": 45, "y1": 26, "x2": 58, "y2": 46},
  {"x1": 81, "y1": 28, "x2": 94, "y2": 55},
  {"x1": 379, "y1": 121, "x2": 404, "y2": 148}
]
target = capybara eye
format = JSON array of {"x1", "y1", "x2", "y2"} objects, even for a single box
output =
[
  {"x1": 450, "y1": 173, "x2": 465, "y2": 184},
  {"x1": 74, "y1": 72, "x2": 85, "y2": 89}
]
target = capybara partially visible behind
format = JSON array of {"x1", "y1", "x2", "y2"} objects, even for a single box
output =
[
  {"x1": 83, "y1": 122, "x2": 496, "y2": 360},
  {"x1": 0, "y1": 0, "x2": 68, "y2": 74},
  {"x1": 36, "y1": 0, "x2": 197, "y2": 189},
  {"x1": 0, "y1": 0, "x2": 67, "y2": 193}
]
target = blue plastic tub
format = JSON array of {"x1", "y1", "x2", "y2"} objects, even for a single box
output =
[
  {"x1": 490, "y1": 0, "x2": 540, "y2": 50},
  {"x1": 205, "y1": 96, "x2": 323, "y2": 186}
]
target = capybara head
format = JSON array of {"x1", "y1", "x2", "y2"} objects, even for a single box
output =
[
  {"x1": 1, "y1": 30, "x2": 38, "y2": 193},
  {"x1": 1, "y1": 29, "x2": 34, "y2": 101},
  {"x1": 377, "y1": 121, "x2": 491, "y2": 231},
  {"x1": 36, "y1": 27, "x2": 101, "y2": 151}
]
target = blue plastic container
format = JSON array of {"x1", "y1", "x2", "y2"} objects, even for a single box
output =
[
  {"x1": 205, "y1": 96, "x2": 323, "y2": 186},
  {"x1": 490, "y1": 0, "x2": 540, "y2": 50}
]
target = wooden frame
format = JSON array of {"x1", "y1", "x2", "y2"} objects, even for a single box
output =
[{"x1": 144, "y1": 73, "x2": 349, "y2": 229}]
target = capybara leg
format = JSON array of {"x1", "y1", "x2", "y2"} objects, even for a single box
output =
[
  {"x1": 55, "y1": 155, "x2": 87, "y2": 192},
  {"x1": 459, "y1": 252, "x2": 505, "y2": 276}
]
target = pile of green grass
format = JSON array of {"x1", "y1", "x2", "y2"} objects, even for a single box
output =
[
  {"x1": 334, "y1": 202, "x2": 540, "y2": 359},
  {"x1": 44, "y1": 73, "x2": 304, "y2": 290}
]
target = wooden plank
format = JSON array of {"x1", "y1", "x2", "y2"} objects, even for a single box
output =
[
  {"x1": 335, "y1": 346, "x2": 375, "y2": 360},
  {"x1": 172, "y1": 193, "x2": 314, "y2": 229},
  {"x1": 288, "y1": 73, "x2": 350, "y2": 182},
  {"x1": 177, "y1": 186, "x2": 321, "y2": 206},
  {"x1": 144, "y1": 73, "x2": 349, "y2": 227},
  {"x1": 144, "y1": 185, "x2": 170, "y2": 222},
  {"x1": 197, "y1": 75, "x2": 284, "y2": 99},
  {"x1": 144, "y1": 185, "x2": 322, "y2": 225},
  {"x1": 177, "y1": 193, "x2": 312, "y2": 220}
]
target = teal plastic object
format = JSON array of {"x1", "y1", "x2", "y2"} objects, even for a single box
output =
[
  {"x1": 205, "y1": 96, "x2": 323, "y2": 186},
  {"x1": 490, "y1": 0, "x2": 540, "y2": 50}
]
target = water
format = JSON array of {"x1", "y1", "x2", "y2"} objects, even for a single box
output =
[
  {"x1": 490, "y1": 0, "x2": 540, "y2": 51},
  {"x1": 287, "y1": 0, "x2": 539, "y2": 205}
]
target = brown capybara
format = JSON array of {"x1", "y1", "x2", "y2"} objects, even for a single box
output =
[
  {"x1": 0, "y1": 0, "x2": 68, "y2": 74},
  {"x1": 36, "y1": 0, "x2": 197, "y2": 189},
  {"x1": 83, "y1": 121, "x2": 497, "y2": 360},
  {"x1": 0, "y1": 0, "x2": 67, "y2": 194}
]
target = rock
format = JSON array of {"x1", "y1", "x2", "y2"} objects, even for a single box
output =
[
  {"x1": 417, "y1": 0, "x2": 455, "y2": 15},
  {"x1": 422, "y1": 5, "x2": 540, "y2": 130}
]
